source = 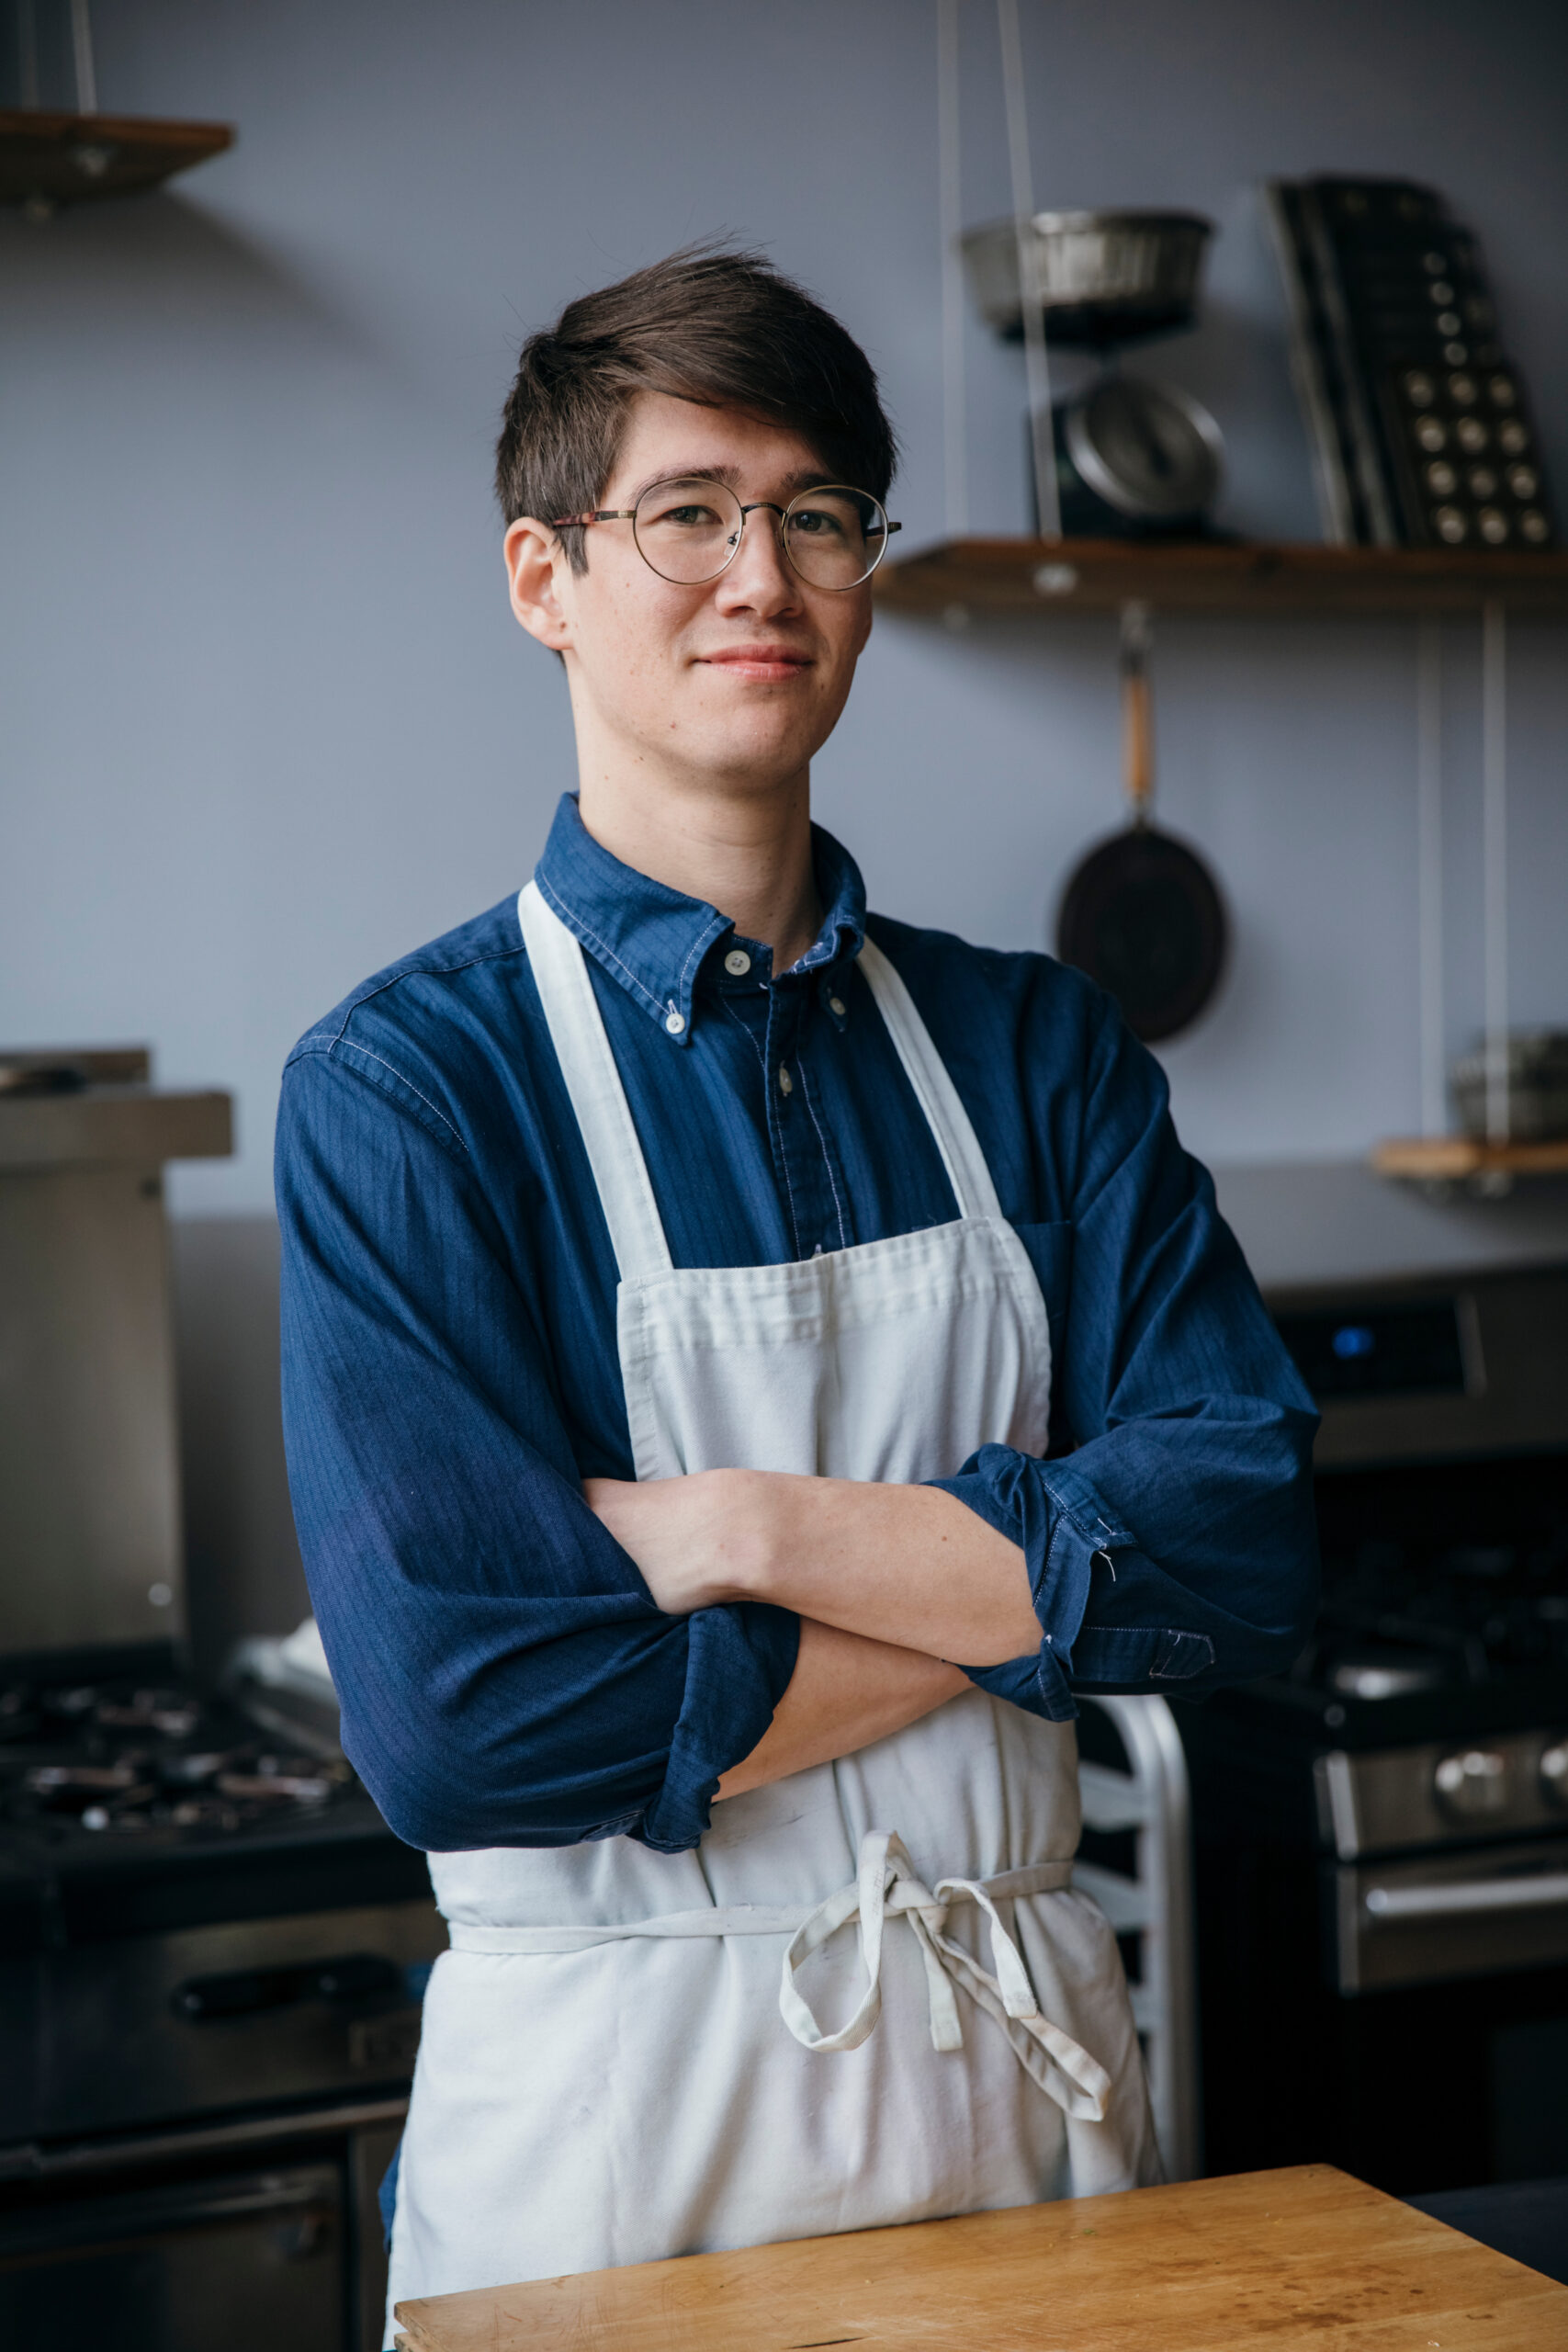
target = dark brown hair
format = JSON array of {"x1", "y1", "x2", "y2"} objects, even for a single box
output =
[{"x1": 495, "y1": 245, "x2": 897, "y2": 569}]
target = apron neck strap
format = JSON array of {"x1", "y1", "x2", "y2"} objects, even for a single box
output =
[
  {"x1": 517, "y1": 884, "x2": 1006, "y2": 1284},
  {"x1": 518, "y1": 880, "x2": 673, "y2": 1282},
  {"x1": 856, "y1": 937, "x2": 1003, "y2": 1226}
]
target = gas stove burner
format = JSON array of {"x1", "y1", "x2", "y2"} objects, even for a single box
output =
[
  {"x1": 164, "y1": 1747, "x2": 243, "y2": 1783},
  {"x1": 1325, "y1": 1649, "x2": 1449, "y2": 1702},
  {"x1": 0, "y1": 1668, "x2": 357, "y2": 1845},
  {"x1": 26, "y1": 1761, "x2": 155, "y2": 1810},
  {"x1": 1, "y1": 1679, "x2": 201, "y2": 1742},
  {"x1": 215, "y1": 1769, "x2": 334, "y2": 1805},
  {"x1": 95, "y1": 1695, "x2": 201, "y2": 1736}
]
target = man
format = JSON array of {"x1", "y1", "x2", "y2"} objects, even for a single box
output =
[{"x1": 276, "y1": 247, "x2": 1317, "y2": 2335}]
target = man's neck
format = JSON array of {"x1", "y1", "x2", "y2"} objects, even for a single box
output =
[{"x1": 576, "y1": 766, "x2": 823, "y2": 973}]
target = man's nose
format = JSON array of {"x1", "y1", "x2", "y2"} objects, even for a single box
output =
[{"x1": 713, "y1": 506, "x2": 802, "y2": 614}]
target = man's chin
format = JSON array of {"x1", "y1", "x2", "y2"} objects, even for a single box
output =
[{"x1": 680, "y1": 709, "x2": 826, "y2": 782}]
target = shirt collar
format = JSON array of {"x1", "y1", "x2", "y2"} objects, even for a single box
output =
[{"x1": 532, "y1": 794, "x2": 867, "y2": 1046}]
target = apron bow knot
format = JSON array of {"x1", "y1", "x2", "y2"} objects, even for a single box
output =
[{"x1": 779, "y1": 1830, "x2": 1112, "y2": 2121}]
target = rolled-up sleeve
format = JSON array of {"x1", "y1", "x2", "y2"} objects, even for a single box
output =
[
  {"x1": 276, "y1": 1042, "x2": 798, "y2": 1854},
  {"x1": 931, "y1": 986, "x2": 1319, "y2": 1720}
]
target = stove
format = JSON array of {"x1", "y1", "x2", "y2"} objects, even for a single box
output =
[
  {"x1": 1175, "y1": 1262, "x2": 1568, "y2": 2196},
  {"x1": 0, "y1": 1647, "x2": 442, "y2": 2352},
  {"x1": 0, "y1": 1059, "x2": 445, "y2": 2349}
]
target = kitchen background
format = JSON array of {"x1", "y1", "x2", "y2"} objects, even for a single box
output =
[{"x1": 4, "y1": 0, "x2": 1568, "y2": 1674}]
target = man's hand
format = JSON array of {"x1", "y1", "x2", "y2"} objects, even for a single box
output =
[
  {"x1": 583, "y1": 1468, "x2": 1041, "y2": 1668},
  {"x1": 584, "y1": 1470, "x2": 766, "y2": 1615}
]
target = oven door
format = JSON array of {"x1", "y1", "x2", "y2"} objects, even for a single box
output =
[
  {"x1": 0, "y1": 2098, "x2": 403, "y2": 2352},
  {"x1": 1323, "y1": 1836, "x2": 1568, "y2": 2191},
  {"x1": 1331, "y1": 1837, "x2": 1568, "y2": 1994},
  {"x1": 0, "y1": 2157, "x2": 344, "y2": 2352}
]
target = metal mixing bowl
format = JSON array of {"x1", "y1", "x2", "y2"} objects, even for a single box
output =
[{"x1": 961, "y1": 209, "x2": 1214, "y2": 345}]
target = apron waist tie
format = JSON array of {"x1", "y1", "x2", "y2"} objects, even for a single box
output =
[
  {"x1": 781, "y1": 1831, "x2": 1109, "y2": 2123},
  {"x1": 446, "y1": 1832, "x2": 1109, "y2": 2123}
]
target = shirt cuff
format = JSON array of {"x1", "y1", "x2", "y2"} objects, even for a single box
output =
[
  {"x1": 637, "y1": 1600, "x2": 800, "y2": 1853},
  {"x1": 926, "y1": 1444, "x2": 1134, "y2": 1722}
]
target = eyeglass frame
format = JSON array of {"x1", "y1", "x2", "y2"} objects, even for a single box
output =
[{"x1": 549, "y1": 477, "x2": 901, "y2": 593}]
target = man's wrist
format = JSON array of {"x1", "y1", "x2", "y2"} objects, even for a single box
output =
[{"x1": 718, "y1": 1466, "x2": 804, "y2": 1607}]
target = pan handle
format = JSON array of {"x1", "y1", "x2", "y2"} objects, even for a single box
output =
[{"x1": 1121, "y1": 601, "x2": 1154, "y2": 825}]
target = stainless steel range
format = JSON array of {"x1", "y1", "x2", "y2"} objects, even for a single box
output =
[
  {"x1": 0, "y1": 1052, "x2": 444, "y2": 2352},
  {"x1": 0, "y1": 1657, "x2": 442, "y2": 2352},
  {"x1": 1175, "y1": 1261, "x2": 1568, "y2": 2193}
]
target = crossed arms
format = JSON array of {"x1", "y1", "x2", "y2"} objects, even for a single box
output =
[
  {"x1": 586, "y1": 1471, "x2": 1040, "y2": 1797},
  {"x1": 276, "y1": 935, "x2": 1319, "y2": 1855}
]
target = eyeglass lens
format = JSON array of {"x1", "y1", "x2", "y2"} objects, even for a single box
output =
[{"x1": 631, "y1": 479, "x2": 887, "y2": 590}]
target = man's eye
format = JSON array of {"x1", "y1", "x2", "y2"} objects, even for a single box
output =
[
  {"x1": 656, "y1": 503, "x2": 722, "y2": 528},
  {"x1": 791, "y1": 507, "x2": 843, "y2": 537}
]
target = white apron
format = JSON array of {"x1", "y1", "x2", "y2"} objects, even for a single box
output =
[{"x1": 384, "y1": 886, "x2": 1156, "y2": 2339}]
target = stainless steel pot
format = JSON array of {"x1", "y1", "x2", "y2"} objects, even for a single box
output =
[
  {"x1": 962, "y1": 209, "x2": 1213, "y2": 345},
  {"x1": 1450, "y1": 1031, "x2": 1568, "y2": 1142}
]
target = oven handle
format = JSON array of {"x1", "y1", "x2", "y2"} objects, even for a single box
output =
[
  {"x1": 171, "y1": 1952, "x2": 401, "y2": 2021},
  {"x1": 1364, "y1": 1871, "x2": 1568, "y2": 1922}
]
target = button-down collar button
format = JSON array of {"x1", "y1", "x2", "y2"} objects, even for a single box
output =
[
  {"x1": 724, "y1": 948, "x2": 751, "y2": 978},
  {"x1": 828, "y1": 995, "x2": 847, "y2": 1019},
  {"x1": 663, "y1": 1009, "x2": 686, "y2": 1036},
  {"x1": 777, "y1": 1064, "x2": 794, "y2": 1097}
]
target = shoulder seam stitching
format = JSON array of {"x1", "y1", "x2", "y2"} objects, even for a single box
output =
[
  {"x1": 328, "y1": 936, "x2": 527, "y2": 1046},
  {"x1": 319, "y1": 1036, "x2": 467, "y2": 1149}
]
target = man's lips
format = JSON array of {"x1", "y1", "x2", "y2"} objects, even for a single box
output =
[{"x1": 697, "y1": 646, "x2": 815, "y2": 682}]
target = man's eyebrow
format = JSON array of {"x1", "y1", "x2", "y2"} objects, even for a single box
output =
[
  {"x1": 615, "y1": 462, "x2": 839, "y2": 506},
  {"x1": 619, "y1": 464, "x2": 744, "y2": 506}
]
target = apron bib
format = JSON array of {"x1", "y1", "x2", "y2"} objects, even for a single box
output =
[{"x1": 384, "y1": 887, "x2": 1156, "y2": 2338}]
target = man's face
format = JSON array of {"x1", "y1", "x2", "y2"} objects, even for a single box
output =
[{"x1": 507, "y1": 392, "x2": 875, "y2": 800}]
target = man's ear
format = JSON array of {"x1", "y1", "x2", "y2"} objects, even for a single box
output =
[{"x1": 504, "y1": 517, "x2": 574, "y2": 652}]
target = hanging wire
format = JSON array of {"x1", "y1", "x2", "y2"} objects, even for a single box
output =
[
  {"x1": 1481, "y1": 600, "x2": 1509, "y2": 1143},
  {"x1": 1416, "y1": 618, "x2": 1445, "y2": 1136},
  {"x1": 937, "y1": 0, "x2": 969, "y2": 541},
  {"x1": 17, "y1": 0, "x2": 40, "y2": 107},
  {"x1": 71, "y1": 0, "x2": 98, "y2": 112},
  {"x1": 996, "y1": 0, "x2": 1059, "y2": 537}
]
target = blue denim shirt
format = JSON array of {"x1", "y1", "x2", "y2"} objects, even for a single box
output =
[{"x1": 276, "y1": 794, "x2": 1318, "y2": 1855}]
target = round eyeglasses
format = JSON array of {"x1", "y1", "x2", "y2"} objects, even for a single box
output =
[{"x1": 553, "y1": 477, "x2": 899, "y2": 592}]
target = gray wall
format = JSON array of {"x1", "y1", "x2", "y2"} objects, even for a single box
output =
[
  {"x1": 6, "y1": 0, "x2": 1567, "y2": 1207},
  {"x1": 6, "y1": 1, "x2": 1568, "y2": 1643}
]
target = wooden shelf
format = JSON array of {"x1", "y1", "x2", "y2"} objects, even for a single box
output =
[
  {"x1": 874, "y1": 537, "x2": 1568, "y2": 619},
  {"x1": 0, "y1": 110, "x2": 233, "y2": 209},
  {"x1": 1372, "y1": 1135, "x2": 1568, "y2": 1182}
]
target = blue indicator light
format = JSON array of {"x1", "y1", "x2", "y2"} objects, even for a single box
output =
[{"x1": 1331, "y1": 1324, "x2": 1376, "y2": 1362}]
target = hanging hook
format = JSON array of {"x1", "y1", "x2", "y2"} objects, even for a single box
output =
[{"x1": 1121, "y1": 602, "x2": 1154, "y2": 825}]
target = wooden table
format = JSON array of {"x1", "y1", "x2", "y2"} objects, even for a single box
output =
[{"x1": 392, "y1": 2163, "x2": 1568, "y2": 2348}]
